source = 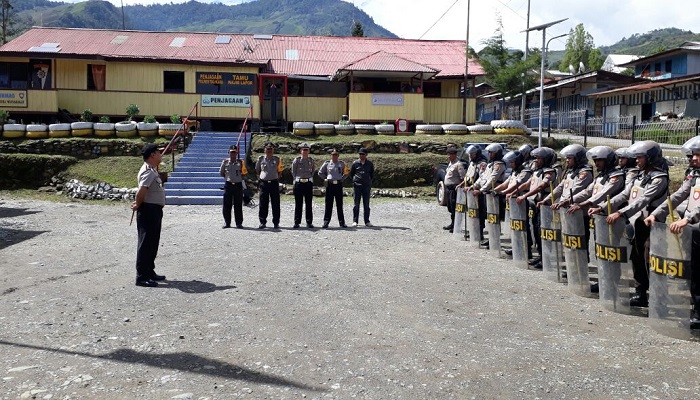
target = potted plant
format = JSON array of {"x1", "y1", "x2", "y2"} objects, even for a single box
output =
[
  {"x1": 115, "y1": 103, "x2": 139, "y2": 137},
  {"x1": 49, "y1": 120, "x2": 71, "y2": 138},
  {"x1": 159, "y1": 114, "x2": 182, "y2": 137},
  {"x1": 0, "y1": 110, "x2": 18, "y2": 139},
  {"x1": 137, "y1": 115, "x2": 159, "y2": 137},
  {"x1": 71, "y1": 108, "x2": 94, "y2": 137},
  {"x1": 94, "y1": 115, "x2": 115, "y2": 137}
]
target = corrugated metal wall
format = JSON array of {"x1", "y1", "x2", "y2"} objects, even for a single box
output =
[{"x1": 287, "y1": 97, "x2": 345, "y2": 123}]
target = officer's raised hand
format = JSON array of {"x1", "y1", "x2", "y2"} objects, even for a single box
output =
[
  {"x1": 643, "y1": 215, "x2": 656, "y2": 227},
  {"x1": 567, "y1": 203, "x2": 582, "y2": 214},
  {"x1": 516, "y1": 194, "x2": 526, "y2": 204},
  {"x1": 606, "y1": 211, "x2": 622, "y2": 224},
  {"x1": 588, "y1": 207, "x2": 602, "y2": 216},
  {"x1": 669, "y1": 218, "x2": 689, "y2": 234}
]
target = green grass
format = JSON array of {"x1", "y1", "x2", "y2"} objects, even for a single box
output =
[{"x1": 64, "y1": 156, "x2": 145, "y2": 188}]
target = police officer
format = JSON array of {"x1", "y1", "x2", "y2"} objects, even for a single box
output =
[
  {"x1": 545, "y1": 144, "x2": 594, "y2": 209},
  {"x1": 292, "y1": 142, "x2": 316, "y2": 229},
  {"x1": 319, "y1": 148, "x2": 349, "y2": 228},
  {"x1": 591, "y1": 141, "x2": 669, "y2": 307},
  {"x1": 497, "y1": 150, "x2": 533, "y2": 258},
  {"x1": 463, "y1": 145, "x2": 487, "y2": 188},
  {"x1": 350, "y1": 148, "x2": 375, "y2": 227},
  {"x1": 443, "y1": 145, "x2": 466, "y2": 233},
  {"x1": 472, "y1": 143, "x2": 506, "y2": 245},
  {"x1": 644, "y1": 136, "x2": 700, "y2": 327},
  {"x1": 517, "y1": 147, "x2": 558, "y2": 268},
  {"x1": 255, "y1": 142, "x2": 283, "y2": 229},
  {"x1": 615, "y1": 147, "x2": 639, "y2": 190},
  {"x1": 518, "y1": 144, "x2": 535, "y2": 169},
  {"x1": 219, "y1": 145, "x2": 248, "y2": 229},
  {"x1": 568, "y1": 146, "x2": 625, "y2": 214}
]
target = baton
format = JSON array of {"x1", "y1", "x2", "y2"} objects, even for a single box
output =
[
  {"x1": 130, "y1": 209, "x2": 135, "y2": 226},
  {"x1": 666, "y1": 195, "x2": 685, "y2": 257},
  {"x1": 607, "y1": 195, "x2": 613, "y2": 244}
]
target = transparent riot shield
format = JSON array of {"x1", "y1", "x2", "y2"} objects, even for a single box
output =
[
  {"x1": 648, "y1": 222, "x2": 696, "y2": 341},
  {"x1": 508, "y1": 197, "x2": 528, "y2": 268},
  {"x1": 466, "y1": 190, "x2": 481, "y2": 249},
  {"x1": 560, "y1": 209, "x2": 592, "y2": 297},
  {"x1": 594, "y1": 214, "x2": 635, "y2": 314},
  {"x1": 540, "y1": 206, "x2": 563, "y2": 283},
  {"x1": 486, "y1": 193, "x2": 501, "y2": 258},
  {"x1": 502, "y1": 198, "x2": 512, "y2": 249},
  {"x1": 453, "y1": 188, "x2": 467, "y2": 241}
]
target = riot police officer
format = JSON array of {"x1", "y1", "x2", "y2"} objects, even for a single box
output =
[
  {"x1": 463, "y1": 145, "x2": 487, "y2": 188},
  {"x1": 568, "y1": 146, "x2": 625, "y2": 214},
  {"x1": 443, "y1": 146, "x2": 466, "y2": 233},
  {"x1": 291, "y1": 142, "x2": 316, "y2": 228},
  {"x1": 615, "y1": 147, "x2": 639, "y2": 190},
  {"x1": 592, "y1": 141, "x2": 669, "y2": 307},
  {"x1": 495, "y1": 150, "x2": 532, "y2": 197},
  {"x1": 644, "y1": 136, "x2": 700, "y2": 327},
  {"x1": 544, "y1": 144, "x2": 594, "y2": 209},
  {"x1": 472, "y1": 143, "x2": 506, "y2": 245}
]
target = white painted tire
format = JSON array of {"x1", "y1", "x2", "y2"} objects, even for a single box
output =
[
  {"x1": 490, "y1": 120, "x2": 526, "y2": 130},
  {"x1": 49, "y1": 123, "x2": 71, "y2": 131},
  {"x1": 442, "y1": 124, "x2": 469, "y2": 135},
  {"x1": 468, "y1": 124, "x2": 493, "y2": 133},
  {"x1": 415, "y1": 124, "x2": 443, "y2": 134},
  {"x1": 71, "y1": 122, "x2": 93, "y2": 130},
  {"x1": 94, "y1": 123, "x2": 115, "y2": 131},
  {"x1": 26, "y1": 124, "x2": 48, "y2": 132},
  {"x1": 3, "y1": 124, "x2": 26, "y2": 131},
  {"x1": 115, "y1": 121, "x2": 137, "y2": 131},
  {"x1": 374, "y1": 124, "x2": 395, "y2": 134},
  {"x1": 293, "y1": 121, "x2": 314, "y2": 130},
  {"x1": 354, "y1": 124, "x2": 376, "y2": 135},
  {"x1": 137, "y1": 122, "x2": 159, "y2": 131},
  {"x1": 334, "y1": 125, "x2": 355, "y2": 135},
  {"x1": 314, "y1": 123, "x2": 335, "y2": 135}
]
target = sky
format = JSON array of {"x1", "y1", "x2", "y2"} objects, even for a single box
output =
[{"x1": 99, "y1": 0, "x2": 697, "y2": 52}]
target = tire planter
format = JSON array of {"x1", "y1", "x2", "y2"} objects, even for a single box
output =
[
  {"x1": 137, "y1": 122, "x2": 159, "y2": 137},
  {"x1": 314, "y1": 123, "x2": 335, "y2": 136},
  {"x1": 2, "y1": 124, "x2": 25, "y2": 139},
  {"x1": 490, "y1": 120, "x2": 527, "y2": 135},
  {"x1": 415, "y1": 124, "x2": 443, "y2": 135},
  {"x1": 334, "y1": 124, "x2": 355, "y2": 135},
  {"x1": 467, "y1": 124, "x2": 493, "y2": 134},
  {"x1": 493, "y1": 128, "x2": 526, "y2": 135},
  {"x1": 158, "y1": 123, "x2": 181, "y2": 137},
  {"x1": 71, "y1": 121, "x2": 93, "y2": 137},
  {"x1": 26, "y1": 124, "x2": 49, "y2": 139},
  {"x1": 49, "y1": 123, "x2": 71, "y2": 138},
  {"x1": 293, "y1": 121, "x2": 314, "y2": 136},
  {"x1": 442, "y1": 124, "x2": 469, "y2": 135},
  {"x1": 115, "y1": 121, "x2": 137, "y2": 138},
  {"x1": 374, "y1": 124, "x2": 395, "y2": 135},
  {"x1": 354, "y1": 124, "x2": 376, "y2": 135},
  {"x1": 93, "y1": 122, "x2": 115, "y2": 137}
]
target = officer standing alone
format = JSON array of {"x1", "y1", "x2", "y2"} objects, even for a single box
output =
[
  {"x1": 255, "y1": 142, "x2": 283, "y2": 229},
  {"x1": 443, "y1": 146, "x2": 466, "y2": 233},
  {"x1": 292, "y1": 142, "x2": 316, "y2": 228},
  {"x1": 220, "y1": 145, "x2": 248, "y2": 229},
  {"x1": 350, "y1": 148, "x2": 375, "y2": 227},
  {"x1": 319, "y1": 149, "x2": 349, "y2": 228}
]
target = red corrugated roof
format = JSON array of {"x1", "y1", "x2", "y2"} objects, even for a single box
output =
[
  {"x1": 340, "y1": 51, "x2": 438, "y2": 74},
  {"x1": 0, "y1": 27, "x2": 483, "y2": 78}
]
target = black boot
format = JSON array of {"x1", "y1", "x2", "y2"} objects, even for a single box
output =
[
  {"x1": 443, "y1": 224, "x2": 453, "y2": 231},
  {"x1": 630, "y1": 288, "x2": 648, "y2": 308},
  {"x1": 691, "y1": 301, "x2": 700, "y2": 330}
]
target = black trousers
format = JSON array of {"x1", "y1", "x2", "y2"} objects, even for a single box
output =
[
  {"x1": 223, "y1": 181, "x2": 243, "y2": 227},
  {"x1": 324, "y1": 182, "x2": 345, "y2": 224},
  {"x1": 353, "y1": 184, "x2": 371, "y2": 223},
  {"x1": 630, "y1": 217, "x2": 651, "y2": 292},
  {"x1": 477, "y1": 193, "x2": 487, "y2": 240},
  {"x1": 692, "y1": 229, "x2": 700, "y2": 307},
  {"x1": 136, "y1": 203, "x2": 163, "y2": 279},
  {"x1": 293, "y1": 181, "x2": 314, "y2": 225},
  {"x1": 446, "y1": 184, "x2": 457, "y2": 225},
  {"x1": 259, "y1": 179, "x2": 280, "y2": 225}
]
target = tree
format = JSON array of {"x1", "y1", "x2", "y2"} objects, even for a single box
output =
[
  {"x1": 477, "y1": 17, "x2": 541, "y2": 99},
  {"x1": 1, "y1": 0, "x2": 14, "y2": 44},
  {"x1": 351, "y1": 21, "x2": 363, "y2": 37},
  {"x1": 559, "y1": 23, "x2": 596, "y2": 73},
  {"x1": 587, "y1": 48, "x2": 605, "y2": 71}
]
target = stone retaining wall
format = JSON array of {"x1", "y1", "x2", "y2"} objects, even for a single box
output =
[{"x1": 0, "y1": 139, "x2": 181, "y2": 159}]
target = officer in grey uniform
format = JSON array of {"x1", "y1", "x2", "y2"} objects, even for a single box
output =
[
  {"x1": 255, "y1": 142, "x2": 283, "y2": 229},
  {"x1": 568, "y1": 146, "x2": 625, "y2": 214},
  {"x1": 495, "y1": 150, "x2": 533, "y2": 197},
  {"x1": 645, "y1": 136, "x2": 700, "y2": 327},
  {"x1": 220, "y1": 144, "x2": 248, "y2": 229},
  {"x1": 519, "y1": 144, "x2": 535, "y2": 170},
  {"x1": 545, "y1": 144, "x2": 594, "y2": 209},
  {"x1": 291, "y1": 142, "x2": 316, "y2": 228},
  {"x1": 443, "y1": 146, "x2": 466, "y2": 233},
  {"x1": 463, "y1": 145, "x2": 487, "y2": 188},
  {"x1": 615, "y1": 147, "x2": 639, "y2": 190},
  {"x1": 592, "y1": 141, "x2": 669, "y2": 307},
  {"x1": 319, "y1": 148, "x2": 349, "y2": 228},
  {"x1": 472, "y1": 143, "x2": 506, "y2": 245}
]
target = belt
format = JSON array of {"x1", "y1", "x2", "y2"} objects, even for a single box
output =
[
  {"x1": 328, "y1": 180, "x2": 340, "y2": 184},
  {"x1": 296, "y1": 178, "x2": 310, "y2": 183},
  {"x1": 260, "y1": 179, "x2": 278, "y2": 184}
]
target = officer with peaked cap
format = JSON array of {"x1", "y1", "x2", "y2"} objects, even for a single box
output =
[
  {"x1": 319, "y1": 148, "x2": 349, "y2": 228},
  {"x1": 219, "y1": 144, "x2": 248, "y2": 229},
  {"x1": 255, "y1": 142, "x2": 284, "y2": 229},
  {"x1": 443, "y1": 145, "x2": 466, "y2": 233},
  {"x1": 292, "y1": 142, "x2": 316, "y2": 228},
  {"x1": 591, "y1": 140, "x2": 669, "y2": 307},
  {"x1": 644, "y1": 136, "x2": 700, "y2": 327}
]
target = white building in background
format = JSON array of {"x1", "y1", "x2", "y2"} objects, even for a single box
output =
[{"x1": 601, "y1": 54, "x2": 639, "y2": 74}]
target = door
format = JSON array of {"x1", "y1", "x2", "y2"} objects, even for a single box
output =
[{"x1": 260, "y1": 75, "x2": 286, "y2": 124}]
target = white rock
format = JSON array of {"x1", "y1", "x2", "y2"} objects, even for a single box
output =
[{"x1": 8, "y1": 365, "x2": 39, "y2": 372}]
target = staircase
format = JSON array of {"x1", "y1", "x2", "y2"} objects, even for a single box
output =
[{"x1": 165, "y1": 131, "x2": 250, "y2": 205}]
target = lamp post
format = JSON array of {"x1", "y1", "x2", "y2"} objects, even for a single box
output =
[
  {"x1": 462, "y1": 0, "x2": 471, "y2": 124},
  {"x1": 524, "y1": 18, "x2": 568, "y2": 147},
  {"x1": 520, "y1": 0, "x2": 531, "y2": 124}
]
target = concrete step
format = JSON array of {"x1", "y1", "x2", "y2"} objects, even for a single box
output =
[
  {"x1": 167, "y1": 177, "x2": 222, "y2": 183},
  {"x1": 165, "y1": 182, "x2": 224, "y2": 189},
  {"x1": 170, "y1": 166, "x2": 220, "y2": 173},
  {"x1": 166, "y1": 196, "x2": 223, "y2": 205},
  {"x1": 164, "y1": 188, "x2": 223, "y2": 196}
]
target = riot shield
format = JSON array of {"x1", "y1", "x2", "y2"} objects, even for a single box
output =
[
  {"x1": 453, "y1": 188, "x2": 467, "y2": 241},
  {"x1": 508, "y1": 197, "x2": 528, "y2": 268},
  {"x1": 486, "y1": 193, "x2": 502, "y2": 257},
  {"x1": 648, "y1": 222, "x2": 696, "y2": 341},
  {"x1": 466, "y1": 190, "x2": 481, "y2": 249},
  {"x1": 560, "y1": 209, "x2": 592, "y2": 297},
  {"x1": 540, "y1": 206, "x2": 564, "y2": 283},
  {"x1": 594, "y1": 214, "x2": 635, "y2": 314}
]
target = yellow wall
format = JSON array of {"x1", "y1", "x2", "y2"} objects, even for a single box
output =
[
  {"x1": 441, "y1": 81, "x2": 462, "y2": 97},
  {"x1": 55, "y1": 59, "x2": 92, "y2": 89},
  {"x1": 348, "y1": 93, "x2": 423, "y2": 121},
  {"x1": 424, "y1": 98, "x2": 476, "y2": 124},
  {"x1": 287, "y1": 97, "x2": 345, "y2": 122},
  {"x1": 0, "y1": 90, "x2": 57, "y2": 113}
]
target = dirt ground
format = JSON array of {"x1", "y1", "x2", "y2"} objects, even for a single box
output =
[{"x1": 1, "y1": 196, "x2": 700, "y2": 399}]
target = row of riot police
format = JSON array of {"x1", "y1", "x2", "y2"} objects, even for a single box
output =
[{"x1": 446, "y1": 137, "x2": 700, "y2": 340}]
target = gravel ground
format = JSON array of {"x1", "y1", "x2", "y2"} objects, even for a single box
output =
[{"x1": 1, "y1": 196, "x2": 700, "y2": 400}]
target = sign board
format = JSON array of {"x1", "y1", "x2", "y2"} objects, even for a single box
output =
[
  {"x1": 201, "y1": 95, "x2": 251, "y2": 107},
  {"x1": 0, "y1": 90, "x2": 27, "y2": 107},
  {"x1": 372, "y1": 93, "x2": 404, "y2": 106},
  {"x1": 196, "y1": 72, "x2": 256, "y2": 95}
]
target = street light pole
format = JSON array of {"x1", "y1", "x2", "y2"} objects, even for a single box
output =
[
  {"x1": 520, "y1": 0, "x2": 531, "y2": 124},
  {"x1": 462, "y1": 0, "x2": 471, "y2": 124},
  {"x1": 523, "y1": 18, "x2": 568, "y2": 148}
]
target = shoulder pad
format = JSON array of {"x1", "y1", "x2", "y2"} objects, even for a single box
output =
[
  {"x1": 608, "y1": 170, "x2": 625, "y2": 178},
  {"x1": 649, "y1": 170, "x2": 668, "y2": 179},
  {"x1": 581, "y1": 166, "x2": 593, "y2": 172},
  {"x1": 257, "y1": 155, "x2": 264, "y2": 159},
  {"x1": 542, "y1": 167, "x2": 555, "y2": 173}
]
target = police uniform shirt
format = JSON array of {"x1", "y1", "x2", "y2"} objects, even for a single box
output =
[
  {"x1": 609, "y1": 168, "x2": 669, "y2": 220},
  {"x1": 506, "y1": 168, "x2": 533, "y2": 191},
  {"x1": 549, "y1": 166, "x2": 594, "y2": 204},
  {"x1": 652, "y1": 169, "x2": 700, "y2": 223},
  {"x1": 474, "y1": 160, "x2": 506, "y2": 190},
  {"x1": 319, "y1": 160, "x2": 348, "y2": 182},
  {"x1": 137, "y1": 163, "x2": 165, "y2": 206},
  {"x1": 527, "y1": 167, "x2": 556, "y2": 202},
  {"x1": 292, "y1": 156, "x2": 315, "y2": 182},
  {"x1": 220, "y1": 158, "x2": 248, "y2": 183},
  {"x1": 444, "y1": 160, "x2": 466, "y2": 186},
  {"x1": 466, "y1": 158, "x2": 487, "y2": 186},
  {"x1": 256, "y1": 155, "x2": 283, "y2": 181},
  {"x1": 619, "y1": 166, "x2": 639, "y2": 191},
  {"x1": 579, "y1": 169, "x2": 625, "y2": 207}
]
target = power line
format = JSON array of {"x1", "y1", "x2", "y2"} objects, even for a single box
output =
[{"x1": 418, "y1": 0, "x2": 460, "y2": 40}]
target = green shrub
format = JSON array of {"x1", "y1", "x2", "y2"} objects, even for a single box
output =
[
  {"x1": 143, "y1": 115, "x2": 157, "y2": 123},
  {"x1": 170, "y1": 114, "x2": 181, "y2": 124},
  {"x1": 80, "y1": 109, "x2": 93, "y2": 122},
  {"x1": 0, "y1": 154, "x2": 78, "y2": 189},
  {"x1": 0, "y1": 110, "x2": 9, "y2": 124},
  {"x1": 125, "y1": 104, "x2": 140, "y2": 121},
  {"x1": 99, "y1": 116, "x2": 111, "y2": 123}
]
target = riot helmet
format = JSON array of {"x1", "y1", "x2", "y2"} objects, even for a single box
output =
[
  {"x1": 586, "y1": 146, "x2": 617, "y2": 172},
  {"x1": 615, "y1": 147, "x2": 636, "y2": 168},
  {"x1": 531, "y1": 146, "x2": 556, "y2": 169},
  {"x1": 485, "y1": 143, "x2": 504, "y2": 161},
  {"x1": 681, "y1": 136, "x2": 700, "y2": 156},
  {"x1": 518, "y1": 144, "x2": 534, "y2": 160},
  {"x1": 502, "y1": 150, "x2": 524, "y2": 171},
  {"x1": 628, "y1": 140, "x2": 663, "y2": 168},
  {"x1": 560, "y1": 144, "x2": 588, "y2": 168}
]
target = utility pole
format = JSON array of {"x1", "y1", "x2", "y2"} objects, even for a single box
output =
[
  {"x1": 520, "y1": 0, "x2": 531, "y2": 124},
  {"x1": 462, "y1": 0, "x2": 470, "y2": 124}
]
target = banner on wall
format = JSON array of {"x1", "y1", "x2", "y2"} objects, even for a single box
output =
[
  {"x1": 0, "y1": 90, "x2": 27, "y2": 107},
  {"x1": 31, "y1": 60, "x2": 51, "y2": 90},
  {"x1": 201, "y1": 95, "x2": 251, "y2": 107},
  {"x1": 196, "y1": 72, "x2": 256, "y2": 95},
  {"x1": 371, "y1": 93, "x2": 404, "y2": 106}
]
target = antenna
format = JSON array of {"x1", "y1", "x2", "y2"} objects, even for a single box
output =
[{"x1": 241, "y1": 39, "x2": 257, "y2": 54}]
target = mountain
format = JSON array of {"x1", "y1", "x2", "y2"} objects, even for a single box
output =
[
  {"x1": 11, "y1": 0, "x2": 397, "y2": 38},
  {"x1": 599, "y1": 27, "x2": 700, "y2": 56}
]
